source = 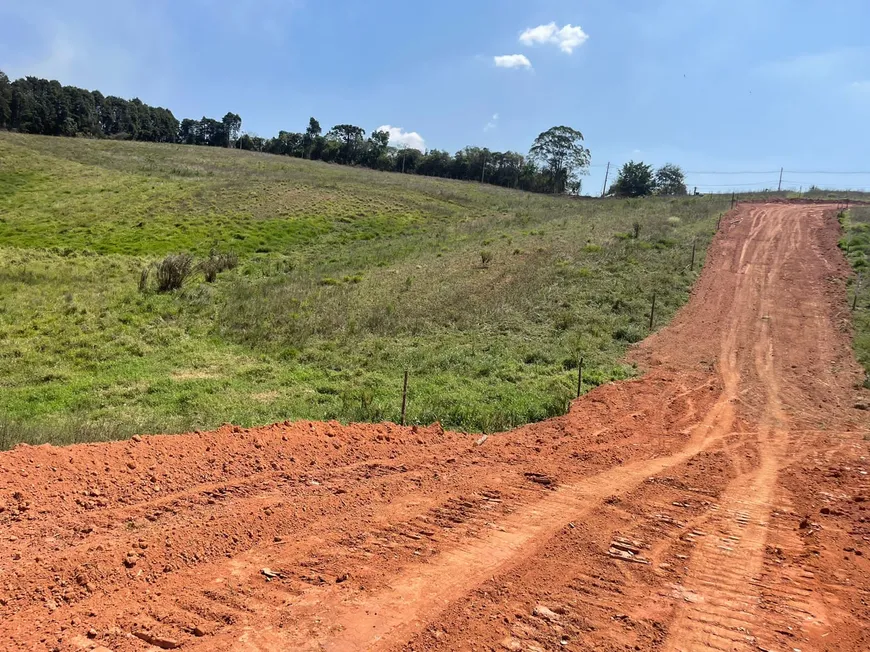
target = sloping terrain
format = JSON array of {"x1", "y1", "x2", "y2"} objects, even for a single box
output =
[
  {"x1": 0, "y1": 132, "x2": 725, "y2": 440},
  {"x1": 0, "y1": 202, "x2": 868, "y2": 652}
]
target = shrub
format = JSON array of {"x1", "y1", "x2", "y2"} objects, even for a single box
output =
[
  {"x1": 138, "y1": 266, "x2": 150, "y2": 293},
  {"x1": 201, "y1": 258, "x2": 220, "y2": 283},
  {"x1": 480, "y1": 250, "x2": 493, "y2": 267},
  {"x1": 200, "y1": 249, "x2": 239, "y2": 282},
  {"x1": 217, "y1": 250, "x2": 239, "y2": 271},
  {"x1": 155, "y1": 253, "x2": 194, "y2": 292}
]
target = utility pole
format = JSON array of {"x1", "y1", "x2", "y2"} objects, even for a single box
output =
[
  {"x1": 401, "y1": 150, "x2": 406, "y2": 174},
  {"x1": 481, "y1": 153, "x2": 487, "y2": 184},
  {"x1": 778, "y1": 167, "x2": 783, "y2": 192},
  {"x1": 601, "y1": 162, "x2": 610, "y2": 197}
]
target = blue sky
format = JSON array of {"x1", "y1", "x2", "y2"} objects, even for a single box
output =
[{"x1": 2, "y1": 0, "x2": 870, "y2": 193}]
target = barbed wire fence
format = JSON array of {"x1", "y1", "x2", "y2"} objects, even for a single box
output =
[{"x1": 587, "y1": 163, "x2": 870, "y2": 196}]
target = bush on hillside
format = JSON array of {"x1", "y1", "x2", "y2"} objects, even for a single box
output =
[
  {"x1": 200, "y1": 248, "x2": 239, "y2": 282},
  {"x1": 155, "y1": 253, "x2": 194, "y2": 292}
]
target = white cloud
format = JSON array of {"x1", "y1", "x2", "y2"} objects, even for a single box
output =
[
  {"x1": 484, "y1": 113, "x2": 499, "y2": 132},
  {"x1": 494, "y1": 54, "x2": 532, "y2": 69},
  {"x1": 850, "y1": 80, "x2": 870, "y2": 93},
  {"x1": 519, "y1": 22, "x2": 588, "y2": 54},
  {"x1": 377, "y1": 125, "x2": 426, "y2": 152}
]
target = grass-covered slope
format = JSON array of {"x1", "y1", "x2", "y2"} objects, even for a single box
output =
[
  {"x1": 0, "y1": 132, "x2": 729, "y2": 446},
  {"x1": 839, "y1": 205, "x2": 870, "y2": 384}
]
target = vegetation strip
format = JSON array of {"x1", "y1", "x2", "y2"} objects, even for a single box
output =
[{"x1": 838, "y1": 204, "x2": 870, "y2": 384}]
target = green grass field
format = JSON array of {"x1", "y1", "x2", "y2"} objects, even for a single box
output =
[
  {"x1": 0, "y1": 131, "x2": 730, "y2": 447},
  {"x1": 838, "y1": 205, "x2": 870, "y2": 384}
]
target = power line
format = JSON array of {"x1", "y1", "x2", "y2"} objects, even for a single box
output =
[
  {"x1": 778, "y1": 170, "x2": 870, "y2": 175},
  {"x1": 588, "y1": 164, "x2": 870, "y2": 175},
  {"x1": 690, "y1": 182, "x2": 783, "y2": 188},
  {"x1": 684, "y1": 170, "x2": 781, "y2": 175}
]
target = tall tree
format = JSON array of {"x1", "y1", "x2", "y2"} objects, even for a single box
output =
[
  {"x1": 417, "y1": 149, "x2": 452, "y2": 178},
  {"x1": 450, "y1": 149, "x2": 470, "y2": 180},
  {"x1": 489, "y1": 151, "x2": 526, "y2": 188},
  {"x1": 267, "y1": 130, "x2": 303, "y2": 156},
  {"x1": 528, "y1": 126, "x2": 590, "y2": 194},
  {"x1": 303, "y1": 117, "x2": 321, "y2": 158},
  {"x1": 239, "y1": 133, "x2": 265, "y2": 151},
  {"x1": 198, "y1": 117, "x2": 222, "y2": 145},
  {"x1": 178, "y1": 118, "x2": 198, "y2": 145},
  {"x1": 327, "y1": 124, "x2": 365, "y2": 164},
  {"x1": 395, "y1": 146, "x2": 422, "y2": 174},
  {"x1": 609, "y1": 161, "x2": 656, "y2": 197},
  {"x1": 221, "y1": 112, "x2": 242, "y2": 147},
  {"x1": 654, "y1": 163, "x2": 688, "y2": 196},
  {"x1": 151, "y1": 107, "x2": 179, "y2": 143},
  {"x1": 0, "y1": 71, "x2": 13, "y2": 128},
  {"x1": 364, "y1": 130, "x2": 390, "y2": 170}
]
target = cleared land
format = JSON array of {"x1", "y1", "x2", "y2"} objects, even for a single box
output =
[
  {"x1": 0, "y1": 132, "x2": 728, "y2": 444},
  {"x1": 0, "y1": 203, "x2": 867, "y2": 652}
]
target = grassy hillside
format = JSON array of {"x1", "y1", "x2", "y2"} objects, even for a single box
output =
[{"x1": 0, "y1": 132, "x2": 729, "y2": 447}]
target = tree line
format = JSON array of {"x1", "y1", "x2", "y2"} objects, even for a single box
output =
[
  {"x1": 0, "y1": 71, "x2": 244, "y2": 146},
  {"x1": 0, "y1": 70, "x2": 687, "y2": 197}
]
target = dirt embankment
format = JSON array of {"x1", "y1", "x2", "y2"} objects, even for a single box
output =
[{"x1": 0, "y1": 203, "x2": 867, "y2": 651}]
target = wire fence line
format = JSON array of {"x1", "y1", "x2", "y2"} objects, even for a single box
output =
[
  {"x1": 587, "y1": 165, "x2": 870, "y2": 174},
  {"x1": 586, "y1": 163, "x2": 870, "y2": 194}
]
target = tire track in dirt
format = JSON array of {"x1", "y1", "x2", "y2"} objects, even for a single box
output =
[
  {"x1": 661, "y1": 202, "x2": 794, "y2": 651},
  {"x1": 642, "y1": 203, "x2": 860, "y2": 652},
  {"x1": 230, "y1": 427, "x2": 730, "y2": 651},
  {"x1": 398, "y1": 202, "x2": 867, "y2": 652}
]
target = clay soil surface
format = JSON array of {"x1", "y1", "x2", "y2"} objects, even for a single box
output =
[{"x1": 1, "y1": 203, "x2": 868, "y2": 652}]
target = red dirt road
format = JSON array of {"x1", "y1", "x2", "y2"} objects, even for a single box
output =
[{"x1": 1, "y1": 203, "x2": 868, "y2": 652}]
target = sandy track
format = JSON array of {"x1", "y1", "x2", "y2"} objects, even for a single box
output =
[{"x1": 1, "y1": 203, "x2": 868, "y2": 652}]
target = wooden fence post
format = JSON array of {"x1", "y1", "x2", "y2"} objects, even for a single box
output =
[{"x1": 400, "y1": 370, "x2": 409, "y2": 426}]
